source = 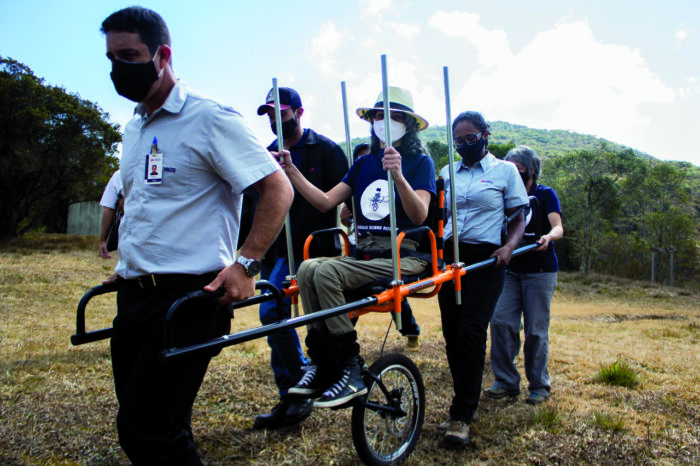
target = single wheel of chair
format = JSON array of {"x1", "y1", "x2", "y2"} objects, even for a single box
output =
[{"x1": 351, "y1": 353, "x2": 425, "y2": 465}]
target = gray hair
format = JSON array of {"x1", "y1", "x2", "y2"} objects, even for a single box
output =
[{"x1": 505, "y1": 145, "x2": 540, "y2": 182}]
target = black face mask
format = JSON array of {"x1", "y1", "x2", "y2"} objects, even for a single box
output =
[
  {"x1": 271, "y1": 113, "x2": 298, "y2": 139},
  {"x1": 520, "y1": 171, "x2": 530, "y2": 187},
  {"x1": 456, "y1": 138, "x2": 486, "y2": 165},
  {"x1": 110, "y1": 57, "x2": 159, "y2": 103}
]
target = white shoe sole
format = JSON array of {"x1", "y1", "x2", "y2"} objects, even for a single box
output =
[{"x1": 314, "y1": 387, "x2": 367, "y2": 408}]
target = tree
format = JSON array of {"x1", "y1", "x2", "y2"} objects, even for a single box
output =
[
  {"x1": 0, "y1": 57, "x2": 121, "y2": 238},
  {"x1": 426, "y1": 140, "x2": 448, "y2": 171},
  {"x1": 545, "y1": 145, "x2": 646, "y2": 274}
]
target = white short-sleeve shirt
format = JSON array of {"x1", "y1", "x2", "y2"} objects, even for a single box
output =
[
  {"x1": 115, "y1": 82, "x2": 279, "y2": 279},
  {"x1": 99, "y1": 170, "x2": 124, "y2": 209}
]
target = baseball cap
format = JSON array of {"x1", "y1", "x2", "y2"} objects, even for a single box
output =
[{"x1": 257, "y1": 87, "x2": 302, "y2": 115}]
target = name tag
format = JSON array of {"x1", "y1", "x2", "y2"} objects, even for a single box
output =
[{"x1": 145, "y1": 137, "x2": 163, "y2": 185}]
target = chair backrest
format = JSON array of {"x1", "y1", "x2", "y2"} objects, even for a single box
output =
[
  {"x1": 401, "y1": 176, "x2": 445, "y2": 262},
  {"x1": 500, "y1": 195, "x2": 541, "y2": 246}
]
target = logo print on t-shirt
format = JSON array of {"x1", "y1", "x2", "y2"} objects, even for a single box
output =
[{"x1": 360, "y1": 179, "x2": 390, "y2": 221}]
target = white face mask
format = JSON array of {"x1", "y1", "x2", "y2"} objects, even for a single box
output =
[{"x1": 373, "y1": 119, "x2": 407, "y2": 144}]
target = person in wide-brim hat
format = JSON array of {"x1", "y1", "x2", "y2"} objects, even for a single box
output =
[{"x1": 356, "y1": 86, "x2": 429, "y2": 131}]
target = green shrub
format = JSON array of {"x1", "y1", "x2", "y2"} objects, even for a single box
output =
[
  {"x1": 530, "y1": 406, "x2": 562, "y2": 432},
  {"x1": 593, "y1": 412, "x2": 626, "y2": 433},
  {"x1": 596, "y1": 360, "x2": 639, "y2": 388}
]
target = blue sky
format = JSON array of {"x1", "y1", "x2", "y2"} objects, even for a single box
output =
[{"x1": 2, "y1": 0, "x2": 699, "y2": 165}]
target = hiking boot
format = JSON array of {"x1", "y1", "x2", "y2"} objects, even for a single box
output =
[
  {"x1": 254, "y1": 396, "x2": 314, "y2": 430},
  {"x1": 284, "y1": 397, "x2": 314, "y2": 424},
  {"x1": 314, "y1": 364, "x2": 367, "y2": 408},
  {"x1": 526, "y1": 393, "x2": 549, "y2": 405},
  {"x1": 484, "y1": 385, "x2": 520, "y2": 399},
  {"x1": 288, "y1": 365, "x2": 324, "y2": 398},
  {"x1": 406, "y1": 335, "x2": 420, "y2": 352},
  {"x1": 437, "y1": 419, "x2": 451, "y2": 432},
  {"x1": 444, "y1": 421, "x2": 470, "y2": 445},
  {"x1": 438, "y1": 412, "x2": 479, "y2": 432}
]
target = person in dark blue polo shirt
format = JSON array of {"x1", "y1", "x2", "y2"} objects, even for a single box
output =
[{"x1": 486, "y1": 146, "x2": 564, "y2": 406}]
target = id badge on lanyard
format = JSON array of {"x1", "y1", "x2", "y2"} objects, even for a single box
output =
[{"x1": 145, "y1": 137, "x2": 163, "y2": 185}]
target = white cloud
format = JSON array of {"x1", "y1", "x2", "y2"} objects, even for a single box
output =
[
  {"x1": 674, "y1": 28, "x2": 688, "y2": 40},
  {"x1": 428, "y1": 10, "x2": 511, "y2": 67},
  {"x1": 309, "y1": 21, "x2": 347, "y2": 76},
  {"x1": 359, "y1": 0, "x2": 395, "y2": 17},
  {"x1": 299, "y1": 8, "x2": 693, "y2": 164},
  {"x1": 388, "y1": 21, "x2": 421, "y2": 41},
  {"x1": 429, "y1": 18, "x2": 675, "y2": 155}
]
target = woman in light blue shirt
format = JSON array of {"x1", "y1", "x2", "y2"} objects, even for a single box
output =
[{"x1": 438, "y1": 111, "x2": 528, "y2": 446}]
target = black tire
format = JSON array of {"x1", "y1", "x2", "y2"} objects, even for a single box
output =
[{"x1": 351, "y1": 353, "x2": 425, "y2": 465}]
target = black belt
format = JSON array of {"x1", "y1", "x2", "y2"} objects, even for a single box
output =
[{"x1": 130, "y1": 273, "x2": 188, "y2": 289}]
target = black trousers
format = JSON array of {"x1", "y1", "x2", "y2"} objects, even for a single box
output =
[
  {"x1": 438, "y1": 242, "x2": 505, "y2": 424},
  {"x1": 111, "y1": 274, "x2": 231, "y2": 465}
]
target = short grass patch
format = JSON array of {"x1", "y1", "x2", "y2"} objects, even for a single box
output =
[{"x1": 596, "y1": 360, "x2": 640, "y2": 388}]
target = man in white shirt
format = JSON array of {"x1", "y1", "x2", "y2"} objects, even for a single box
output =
[{"x1": 100, "y1": 7, "x2": 293, "y2": 464}]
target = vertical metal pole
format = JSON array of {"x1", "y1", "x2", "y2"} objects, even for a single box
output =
[
  {"x1": 272, "y1": 78, "x2": 298, "y2": 316},
  {"x1": 669, "y1": 248, "x2": 675, "y2": 287},
  {"x1": 380, "y1": 55, "x2": 401, "y2": 332},
  {"x1": 443, "y1": 66, "x2": 462, "y2": 305},
  {"x1": 340, "y1": 82, "x2": 358, "y2": 248},
  {"x1": 380, "y1": 56, "x2": 400, "y2": 282}
]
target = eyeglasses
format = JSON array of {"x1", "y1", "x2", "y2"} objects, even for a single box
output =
[
  {"x1": 373, "y1": 110, "x2": 405, "y2": 123},
  {"x1": 454, "y1": 132, "x2": 482, "y2": 146}
]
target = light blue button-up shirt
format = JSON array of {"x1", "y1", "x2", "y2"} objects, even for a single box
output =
[
  {"x1": 440, "y1": 152, "x2": 528, "y2": 246},
  {"x1": 116, "y1": 82, "x2": 279, "y2": 279}
]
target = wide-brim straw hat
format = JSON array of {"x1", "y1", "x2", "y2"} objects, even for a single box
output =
[{"x1": 356, "y1": 86, "x2": 429, "y2": 131}]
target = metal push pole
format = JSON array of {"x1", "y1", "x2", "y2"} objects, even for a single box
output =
[
  {"x1": 380, "y1": 55, "x2": 402, "y2": 331},
  {"x1": 340, "y1": 81, "x2": 359, "y2": 247},
  {"x1": 272, "y1": 78, "x2": 298, "y2": 316},
  {"x1": 443, "y1": 66, "x2": 462, "y2": 305}
]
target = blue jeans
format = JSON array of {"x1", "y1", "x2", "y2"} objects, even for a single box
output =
[
  {"x1": 260, "y1": 257, "x2": 308, "y2": 397},
  {"x1": 490, "y1": 270, "x2": 557, "y2": 397}
]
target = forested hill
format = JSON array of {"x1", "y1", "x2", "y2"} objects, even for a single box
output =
[{"x1": 419, "y1": 122, "x2": 653, "y2": 160}]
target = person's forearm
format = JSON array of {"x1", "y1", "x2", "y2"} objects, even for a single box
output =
[
  {"x1": 505, "y1": 212, "x2": 526, "y2": 250},
  {"x1": 239, "y1": 170, "x2": 293, "y2": 259},
  {"x1": 394, "y1": 175, "x2": 429, "y2": 225},
  {"x1": 100, "y1": 207, "x2": 116, "y2": 241},
  {"x1": 545, "y1": 225, "x2": 564, "y2": 242}
]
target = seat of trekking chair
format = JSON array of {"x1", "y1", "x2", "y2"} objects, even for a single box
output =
[{"x1": 343, "y1": 178, "x2": 447, "y2": 301}]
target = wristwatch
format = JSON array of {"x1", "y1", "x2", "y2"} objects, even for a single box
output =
[{"x1": 236, "y1": 255, "x2": 262, "y2": 277}]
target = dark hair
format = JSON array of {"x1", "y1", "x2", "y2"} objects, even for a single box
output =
[
  {"x1": 369, "y1": 113, "x2": 426, "y2": 158},
  {"x1": 101, "y1": 6, "x2": 171, "y2": 56},
  {"x1": 505, "y1": 145, "x2": 541, "y2": 182},
  {"x1": 452, "y1": 111, "x2": 490, "y2": 134},
  {"x1": 352, "y1": 143, "x2": 370, "y2": 161}
]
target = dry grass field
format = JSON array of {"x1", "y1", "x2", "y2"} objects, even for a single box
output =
[{"x1": 1, "y1": 235, "x2": 698, "y2": 465}]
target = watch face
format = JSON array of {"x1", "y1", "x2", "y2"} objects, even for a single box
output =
[{"x1": 247, "y1": 260, "x2": 261, "y2": 276}]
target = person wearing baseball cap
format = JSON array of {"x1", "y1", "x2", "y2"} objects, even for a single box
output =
[
  {"x1": 279, "y1": 86, "x2": 436, "y2": 408},
  {"x1": 250, "y1": 86, "x2": 348, "y2": 430}
]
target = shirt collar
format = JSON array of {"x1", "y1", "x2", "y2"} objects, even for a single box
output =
[
  {"x1": 457, "y1": 151, "x2": 495, "y2": 172},
  {"x1": 269, "y1": 128, "x2": 316, "y2": 151},
  {"x1": 134, "y1": 80, "x2": 187, "y2": 118}
]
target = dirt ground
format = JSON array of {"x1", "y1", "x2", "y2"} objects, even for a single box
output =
[{"x1": 1, "y1": 238, "x2": 698, "y2": 464}]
